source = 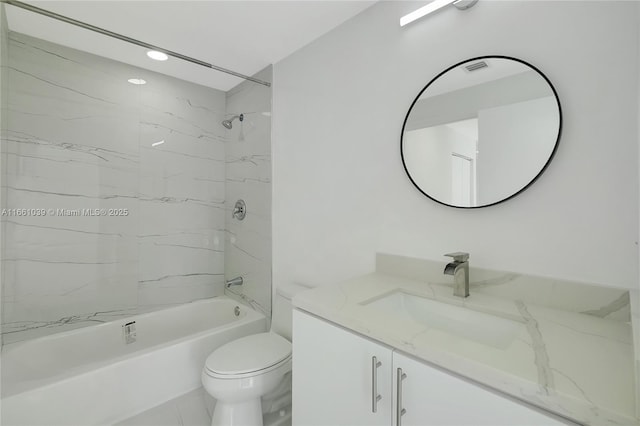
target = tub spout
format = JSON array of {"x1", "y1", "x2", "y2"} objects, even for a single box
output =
[{"x1": 226, "y1": 276, "x2": 243, "y2": 288}]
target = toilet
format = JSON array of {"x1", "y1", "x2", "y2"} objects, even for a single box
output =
[{"x1": 202, "y1": 282, "x2": 309, "y2": 426}]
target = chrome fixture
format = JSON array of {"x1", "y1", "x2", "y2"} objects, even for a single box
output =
[
  {"x1": 452, "y1": 0, "x2": 478, "y2": 10},
  {"x1": 122, "y1": 321, "x2": 137, "y2": 345},
  {"x1": 400, "y1": 0, "x2": 478, "y2": 27},
  {"x1": 222, "y1": 114, "x2": 244, "y2": 130},
  {"x1": 226, "y1": 276, "x2": 243, "y2": 288},
  {"x1": 371, "y1": 356, "x2": 383, "y2": 413},
  {"x1": 2, "y1": 0, "x2": 271, "y2": 87},
  {"x1": 232, "y1": 199, "x2": 246, "y2": 220},
  {"x1": 443, "y1": 252, "x2": 470, "y2": 298},
  {"x1": 396, "y1": 368, "x2": 407, "y2": 425}
]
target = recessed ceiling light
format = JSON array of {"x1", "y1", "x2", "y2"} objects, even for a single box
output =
[
  {"x1": 127, "y1": 78, "x2": 146, "y2": 85},
  {"x1": 147, "y1": 50, "x2": 169, "y2": 61}
]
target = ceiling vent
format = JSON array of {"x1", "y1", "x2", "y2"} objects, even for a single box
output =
[{"x1": 464, "y1": 61, "x2": 488, "y2": 72}]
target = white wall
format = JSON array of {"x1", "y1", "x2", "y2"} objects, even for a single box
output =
[
  {"x1": 273, "y1": 1, "x2": 639, "y2": 290},
  {"x1": 477, "y1": 96, "x2": 558, "y2": 205},
  {"x1": 404, "y1": 123, "x2": 476, "y2": 205},
  {"x1": 405, "y1": 70, "x2": 551, "y2": 131}
]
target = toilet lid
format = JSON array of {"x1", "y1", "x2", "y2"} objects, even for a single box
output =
[{"x1": 205, "y1": 332, "x2": 292, "y2": 376}]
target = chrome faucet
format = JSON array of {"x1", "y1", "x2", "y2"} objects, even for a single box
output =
[
  {"x1": 226, "y1": 276, "x2": 243, "y2": 288},
  {"x1": 443, "y1": 252, "x2": 469, "y2": 298}
]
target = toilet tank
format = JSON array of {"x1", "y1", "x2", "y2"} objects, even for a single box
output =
[{"x1": 271, "y1": 282, "x2": 313, "y2": 341}]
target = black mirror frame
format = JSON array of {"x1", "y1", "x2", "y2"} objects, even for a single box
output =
[{"x1": 400, "y1": 55, "x2": 563, "y2": 209}]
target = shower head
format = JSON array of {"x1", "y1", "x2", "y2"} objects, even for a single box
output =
[{"x1": 222, "y1": 114, "x2": 243, "y2": 129}]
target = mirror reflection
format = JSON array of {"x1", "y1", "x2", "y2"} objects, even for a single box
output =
[{"x1": 401, "y1": 56, "x2": 561, "y2": 208}]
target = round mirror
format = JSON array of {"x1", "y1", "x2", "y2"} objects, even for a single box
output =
[{"x1": 401, "y1": 56, "x2": 562, "y2": 208}]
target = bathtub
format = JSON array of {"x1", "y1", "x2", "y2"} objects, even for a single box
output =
[{"x1": 1, "y1": 296, "x2": 267, "y2": 426}]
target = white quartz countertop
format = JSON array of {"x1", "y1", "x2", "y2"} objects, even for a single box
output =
[{"x1": 292, "y1": 256, "x2": 637, "y2": 426}]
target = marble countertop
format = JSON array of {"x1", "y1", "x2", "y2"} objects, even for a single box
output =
[{"x1": 292, "y1": 254, "x2": 637, "y2": 426}]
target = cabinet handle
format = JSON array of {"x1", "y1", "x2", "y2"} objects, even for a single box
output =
[
  {"x1": 371, "y1": 356, "x2": 383, "y2": 413},
  {"x1": 396, "y1": 367, "x2": 407, "y2": 426}
]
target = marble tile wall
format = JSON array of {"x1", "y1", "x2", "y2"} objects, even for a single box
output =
[
  {"x1": 1, "y1": 32, "x2": 227, "y2": 344},
  {"x1": 136, "y1": 61, "x2": 227, "y2": 312},
  {"x1": 224, "y1": 66, "x2": 272, "y2": 320},
  {"x1": 0, "y1": 4, "x2": 8, "y2": 347}
]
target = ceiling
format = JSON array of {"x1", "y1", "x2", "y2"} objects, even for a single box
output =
[{"x1": 5, "y1": 0, "x2": 376, "y2": 91}]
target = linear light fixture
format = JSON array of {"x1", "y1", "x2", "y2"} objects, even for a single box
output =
[{"x1": 400, "y1": 0, "x2": 478, "y2": 27}]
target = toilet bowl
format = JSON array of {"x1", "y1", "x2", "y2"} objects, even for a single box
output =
[
  {"x1": 202, "y1": 332, "x2": 292, "y2": 426},
  {"x1": 202, "y1": 282, "x2": 311, "y2": 426}
]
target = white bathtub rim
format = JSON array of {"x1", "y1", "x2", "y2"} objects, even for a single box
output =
[
  {"x1": 2, "y1": 316, "x2": 269, "y2": 426},
  {"x1": 2, "y1": 296, "x2": 265, "y2": 398},
  {"x1": 2, "y1": 296, "x2": 252, "y2": 352}
]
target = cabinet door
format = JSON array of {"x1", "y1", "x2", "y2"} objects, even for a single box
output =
[
  {"x1": 392, "y1": 352, "x2": 569, "y2": 426},
  {"x1": 292, "y1": 309, "x2": 393, "y2": 426}
]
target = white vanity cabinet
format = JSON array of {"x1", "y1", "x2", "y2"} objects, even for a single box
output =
[
  {"x1": 292, "y1": 309, "x2": 393, "y2": 425},
  {"x1": 293, "y1": 309, "x2": 570, "y2": 426},
  {"x1": 391, "y1": 351, "x2": 568, "y2": 426}
]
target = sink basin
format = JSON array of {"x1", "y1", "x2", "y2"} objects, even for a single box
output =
[{"x1": 362, "y1": 291, "x2": 524, "y2": 349}]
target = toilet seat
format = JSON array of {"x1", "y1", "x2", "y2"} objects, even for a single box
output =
[{"x1": 204, "y1": 332, "x2": 292, "y2": 379}]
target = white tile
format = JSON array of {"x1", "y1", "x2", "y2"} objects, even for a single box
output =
[
  {"x1": 2, "y1": 32, "x2": 228, "y2": 343},
  {"x1": 116, "y1": 388, "x2": 213, "y2": 426}
]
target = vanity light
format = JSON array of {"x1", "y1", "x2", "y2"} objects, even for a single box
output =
[
  {"x1": 127, "y1": 78, "x2": 146, "y2": 85},
  {"x1": 147, "y1": 50, "x2": 169, "y2": 61},
  {"x1": 400, "y1": 0, "x2": 478, "y2": 27}
]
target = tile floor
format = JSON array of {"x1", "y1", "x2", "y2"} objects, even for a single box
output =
[{"x1": 117, "y1": 387, "x2": 292, "y2": 426}]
